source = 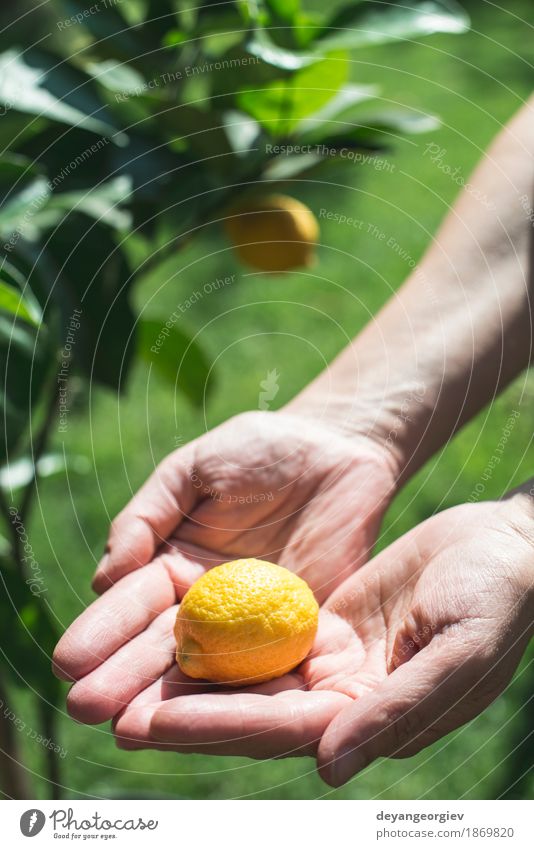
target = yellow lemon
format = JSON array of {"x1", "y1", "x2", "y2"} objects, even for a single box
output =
[
  {"x1": 174, "y1": 558, "x2": 319, "y2": 686},
  {"x1": 224, "y1": 194, "x2": 319, "y2": 272}
]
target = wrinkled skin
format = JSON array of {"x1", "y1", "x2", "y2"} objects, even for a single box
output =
[{"x1": 54, "y1": 473, "x2": 533, "y2": 787}]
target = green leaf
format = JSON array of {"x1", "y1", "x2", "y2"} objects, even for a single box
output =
[
  {"x1": 222, "y1": 110, "x2": 262, "y2": 157},
  {"x1": 202, "y1": 29, "x2": 246, "y2": 57},
  {"x1": 246, "y1": 1, "x2": 468, "y2": 67},
  {"x1": 246, "y1": 29, "x2": 318, "y2": 69},
  {"x1": 318, "y1": 0, "x2": 470, "y2": 51},
  {"x1": 296, "y1": 83, "x2": 378, "y2": 136},
  {"x1": 0, "y1": 277, "x2": 41, "y2": 327},
  {"x1": 150, "y1": 160, "x2": 228, "y2": 244},
  {"x1": 238, "y1": 52, "x2": 349, "y2": 133},
  {"x1": 0, "y1": 257, "x2": 29, "y2": 290},
  {"x1": 358, "y1": 107, "x2": 440, "y2": 134},
  {"x1": 307, "y1": 108, "x2": 441, "y2": 151},
  {"x1": 0, "y1": 312, "x2": 50, "y2": 461},
  {"x1": 46, "y1": 216, "x2": 136, "y2": 390},
  {"x1": 0, "y1": 177, "x2": 51, "y2": 242},
  {"x1": 263, "y1": 151, "x2": 324, "y2": 180},
  {"x1": 0, "y1": 48, "x2": 125, "y2": 142},
  {"x1": 120, "y1": 0, "x2": 148, "y2": 26},
  {"x1": 291, "y1": 12, "x2": 326, "y2": 48},
  {"x1": 192, "y1": 8, "x2": 247, "y2": 57},
  {"x1": 55, "y1": 0, "x2": 144, "y2": 61},
  {"x1": 266, "y1": 0, "x2": 301, "y2": 22},
  {"x1": 29, "y1": 176, "x2": 133, "y2": 234},
  {"x1": 163, "y1": 29, "x2": 188, "y2": 47},
  {"x1": 209, "y1": 42, "x2": 287, "y2": 104},
  {"x1": 0, "y1": 157, "x2": 49, "y2": 245},
  {"x1": 16, "y1": 125, "x2": 113, "y2": 194},
  {"x1": 0, "y1": 534, "x2": 9, "y2": 557},
  {"x1": 138, "y1": 318, "x2": 213, "y2": 406},
  {"x1": 160, "y1": 105, "x2": 233, "y2": 161},
  {"x1": 0, "y1": 453, "x2": 89, "y2": 491},
  {"x1": 110, "y1": 134, "x2": 180, "y2": 202},
  {"x1": 0, "y1": 166, "x2": 131, "y2": 244},
  {"x1": 299, "y1": 100, "x2": 440, "y2": 145},
  {"x1": 0, "y1": 256, "x2": 51, "y2": 459},
  {"x1": 141, "y1": 0, "x2": 181, "y2": 45},
  {"x1": 0, "y1": 154, "x2": 44, "y2": 190},
  {"x1": 0, "y1": 562, "x2": 61, "y2": 704},
  {"x1": 85, "y1": 59, "x2": 147, "y2": 95}
]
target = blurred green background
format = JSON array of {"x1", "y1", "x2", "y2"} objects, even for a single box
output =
[{"x1": 19, "y1": 0, "x2": 534, "y2": 799}]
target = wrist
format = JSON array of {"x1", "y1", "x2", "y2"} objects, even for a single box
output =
[
  {"x1": 280, "y1": 392, "x2": 408, "y2": 493},
  {"x1": 282, "y1": 379, "x2": 428, "y2": 488},
  {"x1": 498, "y1": 483, "x2": 534, "y2": 626}
]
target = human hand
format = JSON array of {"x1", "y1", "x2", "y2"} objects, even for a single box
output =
[
  {"x1": 106, "y1": 495, "x2": 532, "y2": 784},
  {"x1": 317, "y1": 493, "x2": 534, "y2": 785},
  {"x1": 53, "y1": 409, "x2": 397, "y2": 720}
]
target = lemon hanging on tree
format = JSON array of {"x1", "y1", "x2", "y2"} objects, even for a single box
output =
[
  {"x1": 175, "y1": 558, "x2": 319, "y2": 686},
  {"x1": 224, "y1": 194, "x2": 319, "y2": 272}
]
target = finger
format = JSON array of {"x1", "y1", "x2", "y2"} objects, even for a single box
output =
[
  {"x1": 114, "y1": 690, "x2": 350, "y2": 758},
  {"x1": 112, "y1": 667, "x2": 305, "y2": 740},
  {"x1": 53, "y1": 562, "x2": 176, "y2": 682},
  {"x1": 111, "y1": 668, "x2": 305, "y2": 751},
  {"x1": 65, "y1": 607, "x2": 179, "y2": 724},
  {"x1": 113, "y1": 663, "x2": 217, "y2": 716},
  {"x1": 93, "y1": 443, "x2": 198, "y2": 593},
  {"x1": 118, "y1": 666, "x2": 305, "y2": 721},
  {"x1": 151, "y1": 540, "x2": 228, "y2": 599},
  {"x1": 317, "y1": 634, "x2": 483, "y2": 787}
]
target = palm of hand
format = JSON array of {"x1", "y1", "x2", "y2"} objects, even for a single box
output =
[
  {"x1": 53, "y1": 410, "x2": 395, "y2": 726},
  {"x1": 71, "y1": 513, "x2": 426, "y2": 750},
  {"x1": 108, "y1": 591, "x2": 391, "y2": 758},
  {"x1": 100, "y1": 528, "x2": 406, "y2": 755}
]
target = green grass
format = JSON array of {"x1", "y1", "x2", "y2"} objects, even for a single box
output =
[{"x1": 14, "y1": 0, "x2": 534, "y2": 799}]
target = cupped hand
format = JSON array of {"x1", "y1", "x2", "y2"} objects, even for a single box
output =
[
  {"x1": 106, "y1": 496, "x2": 532, "y2": 784},
  {"x1": 318, "y1": 494, "x2": 534, "y2": 785},
  {"x1": 53, "y1": 410, "x2": 397, "y2": 717}
]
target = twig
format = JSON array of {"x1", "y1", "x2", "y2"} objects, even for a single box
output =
[
  {"x1": 38, "y1": 702, "x2": 61, "y2": 800},
  {"x1": 0, "y1": 679, "x2": 30, "y2": 800},
  {"x1": 0, "y1": 486, "x2": 23, "y2": 572},
  {"x1": 19, "y1": 374, "x2": 61, "y2": 524},
  {"x1": 0, "y1": 371, "x2": 63, "y2": 800}
]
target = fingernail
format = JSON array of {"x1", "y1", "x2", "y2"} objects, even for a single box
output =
[{"x1": 331, "y1": 747, "x2": 367, "y2": 786}]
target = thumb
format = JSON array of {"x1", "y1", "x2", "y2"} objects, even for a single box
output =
[{"x1": 317, "y1": 633, "x2": 487, "y2": 787}]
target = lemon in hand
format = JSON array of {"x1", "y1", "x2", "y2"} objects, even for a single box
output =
[
  {"x1": 174, "y1": 558, "x2": 319, "y2": 686},
  {"x1": 224, "y1": 194, "x2": 319, "y2": 272}
]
